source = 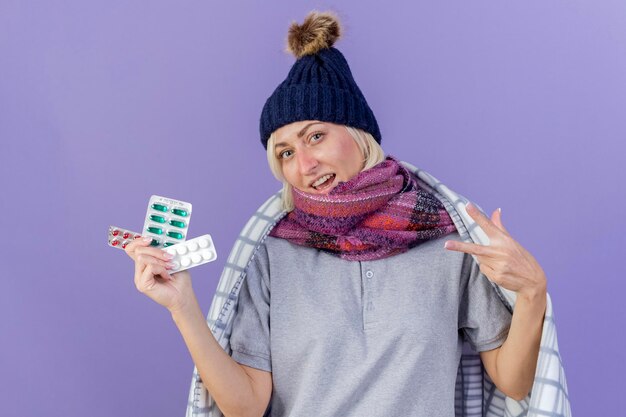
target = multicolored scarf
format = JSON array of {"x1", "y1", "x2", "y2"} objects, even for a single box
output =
[{"x1": 268, "y1": 155, "x2": 458, "y2": 261}]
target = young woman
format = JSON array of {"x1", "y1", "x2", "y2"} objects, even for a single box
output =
[{"x1": 125, "y1": 11, "x2": 547, "y2": 417}]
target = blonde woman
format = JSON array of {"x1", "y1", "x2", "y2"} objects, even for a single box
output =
[{"x1": 126, "y1": 11, "x2": 548, "y2": 417}]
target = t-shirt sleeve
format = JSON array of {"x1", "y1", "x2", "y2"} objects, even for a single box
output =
[
  {"x1": 229, "y1": 244, "x2": 272, "y2": 372},
  {"x1": 458, "y1": 253, "x2": 512, "y2": 352}
]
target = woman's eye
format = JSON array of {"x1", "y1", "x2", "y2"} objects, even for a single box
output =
[{"x1": 310, "y1": 132, "x2": 324, "y2": 142}]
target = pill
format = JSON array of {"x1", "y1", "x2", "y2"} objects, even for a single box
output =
[
  {"x1": 176, "y1": 246, "x2": 188, "y2": 255},
  {"x1": 167, "y1": 231, "x2": 184, "y2": 239},
  {"x1": 169, "y1": 220, "x2": 186, "y2": 228},
  {"x1": 171, "y1": 208, "x2": 188, "y2": 217},
  {"x1": 191, "y1": 253, "x2": 202, "y2": 264},
  {"x1": 149, "y1": 239, "x2": 160, "y2": 246},
  {"x1": 187, "y1": 242, "x2": 198, "y2": 252},
  {"x1": 198, "y1": 238, "x2": 210, "y2": 248},
  {"x1": 150, "y1": 215, "x2": 166, "y2": 223},
  {"x1": 107, "y1": 226, "x2": 142, "y2": 251},
  {"x1": 141, "y1": 197, "x2": 192, "y2": 249},
  {"x1": 201, "y1": 250, "x2": 214, "y2": 261},
  {"x1": 151, "y1": 203, "x2": 168, "y2": 212},
  {"x1": 181, "y1": 257, "x2": 191, "y2": 267}
]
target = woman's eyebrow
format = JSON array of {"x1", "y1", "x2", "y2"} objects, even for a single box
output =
[{"x1": 274, "y1": 122, "x2": 323, "y2": 149}]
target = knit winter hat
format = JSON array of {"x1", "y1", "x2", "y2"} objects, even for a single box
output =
[{"x1": 259, "y1": 11, "x2": 382, "y2": 149}]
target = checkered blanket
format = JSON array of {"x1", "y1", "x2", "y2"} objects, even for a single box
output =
[{"x1": 184, "y1": 160, "x2": 571, "y2": 417}]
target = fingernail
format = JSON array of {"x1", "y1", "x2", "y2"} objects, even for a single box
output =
[
  {"x1": 498, "y1": 207, "x2": 502, "y2": 214},
  {"x1": 164, "y1": 253, "x2": 174, "y2": 260},
  {"x1": 142, "y1": 236, "x2": 152, "y2": 242}
]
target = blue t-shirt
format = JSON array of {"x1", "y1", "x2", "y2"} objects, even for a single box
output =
[{"x1": 230, "y1": 231, "x2": 512, "y2": 417}]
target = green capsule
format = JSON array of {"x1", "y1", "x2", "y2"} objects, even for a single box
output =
[
  {"x1": 147, "y1": 227, "x2": 163, "y2": 235},
  {"x1": 169, "y1": 219, "x2": 186, "y2": 228},
  {"x1": 167, "y1": 231, "x2": 184, "y2": 239},
  {"x1": 171, "y1": 208, "x2": 188, "y2": 217},
  {"x1": 151, "y1": 203, "x2": 168, "y2": 212},
  {"x1": 150, "y1": 215, "x2": 166, "y2": 223},
  {"x1": 163, "y1": 242, "x2": 175, "y2": 248},
  {"x1": 149, "y1": 239, "x2": 160, "y2": 247}
]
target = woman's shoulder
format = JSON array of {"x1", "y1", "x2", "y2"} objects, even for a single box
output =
[
  {"x1": 250, "y1": 235, "x2": 308, "y2": 263},
  {"x1": 259, "y1": 235, "x2": 344, "y2": 270},
  {"x1": 264, "y1": 234, "x2": 318, "y2": 248},
  {"x1": 262, "y1": 235, "x2": 319, "y2": 257},
  {"x1": 407, "y1": 229, "x2": 461, "y2": 254}
]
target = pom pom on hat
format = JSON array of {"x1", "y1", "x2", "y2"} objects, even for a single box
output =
[{"x1": 286, "y1": 11, "x2": 341, "y2": 58}]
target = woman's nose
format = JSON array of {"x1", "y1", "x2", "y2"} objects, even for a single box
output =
[{"x1": 296, "y1": 149, "x2": 318, "y2": 174}]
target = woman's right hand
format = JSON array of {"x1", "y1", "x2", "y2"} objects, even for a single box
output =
[{"x1": 125, "y1": 237, "x2": 195, "y2": 313}]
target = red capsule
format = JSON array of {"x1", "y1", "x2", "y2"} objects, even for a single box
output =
[
  {"x1": 111, "y1": 239, "x2": 120, "y2": 246},
  {"x1": 112, "y1": 229, "x2": 120, "y2": 236},
  {"x1": 123, "y1": 232, "x2": 130, "y2": 239}
]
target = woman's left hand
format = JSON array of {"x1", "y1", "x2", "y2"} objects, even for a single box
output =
[{"x1": 443, "y1": 202, "x2": 547, "y2": 300}]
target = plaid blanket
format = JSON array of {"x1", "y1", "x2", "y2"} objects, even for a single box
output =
[{"x1": 184, "y1": 160, "x2": 571, "y2": 417}]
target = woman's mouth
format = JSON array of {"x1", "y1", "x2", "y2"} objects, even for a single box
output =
[{"x1": 311, "y1": 173, "x2": 336, "y2": 191}]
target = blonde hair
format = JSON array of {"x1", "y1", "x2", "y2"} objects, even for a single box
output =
[{"x1": 266, "y1": 125, "x2": 386, "y2": 212}]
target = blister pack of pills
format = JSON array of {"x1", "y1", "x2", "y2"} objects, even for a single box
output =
[
  {"x1": 108, "y1": 226, "x2": 142, "y2": 250},
  {"x1": 162, "y1": 234, "x2": 217, "y2": 273},
  {"x1": 142, "y1": 195, "x2": 193, "y2": 248}
]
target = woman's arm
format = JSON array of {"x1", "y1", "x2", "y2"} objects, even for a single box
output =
[
  {"x1": 480, "y1": 287, "x2": 546, "y2": 401},
  {"x1": 444, "y1": 203, "x2": 548, "y2": 401},
  {"x1": 125, "y1": 238, "x2": 272, "y2": 417},
  {"x1": 171, "y1": 294, "x2": 272, "y2": 417}
]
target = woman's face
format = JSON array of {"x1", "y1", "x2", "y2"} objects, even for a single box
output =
[{"x1": 273, "y1": 120, "x2": 364, "y2": 195}]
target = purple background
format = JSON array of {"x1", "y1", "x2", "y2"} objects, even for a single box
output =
[{"x1": 1, "y1": 1, "x2": 624, "y2": 416}]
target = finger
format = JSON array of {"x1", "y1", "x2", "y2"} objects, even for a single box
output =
[
  {"x1": 135, "y1": 246, "x2": 175, "y2": 263},
  {"x1": 478, "y1": 262, "x2": 501, "y2": 284},
  {"x1": 125, "y1": 237, "x2": 154, "y2": 259},
  {"x1": 136, "y1": 254, "x2": 175, "y2": 273},
  {"x1": 135, "y1": 263, "x2": 173, "y2": 294},
  {"x1": 478, "y1": 260, "x2": 496, "y2": 276},
  {"x1": 137, "y1": 264, "x2": 158, "y2": 293},
  {"x1": 145, "y1": 263, "x2": 173, "y2": 282},
  {"x1": 491, "y1": 208, "x2": 510, "y2": 236},
  {"x1": 465, "y1": 202, "x2": 502, "y2": 238},
  {"x1": 126, "y1": 236, "x2": 152, "y2": 252},
  {"x1": 443, "y1": 239, "x2": 493, "y2": 257}
]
